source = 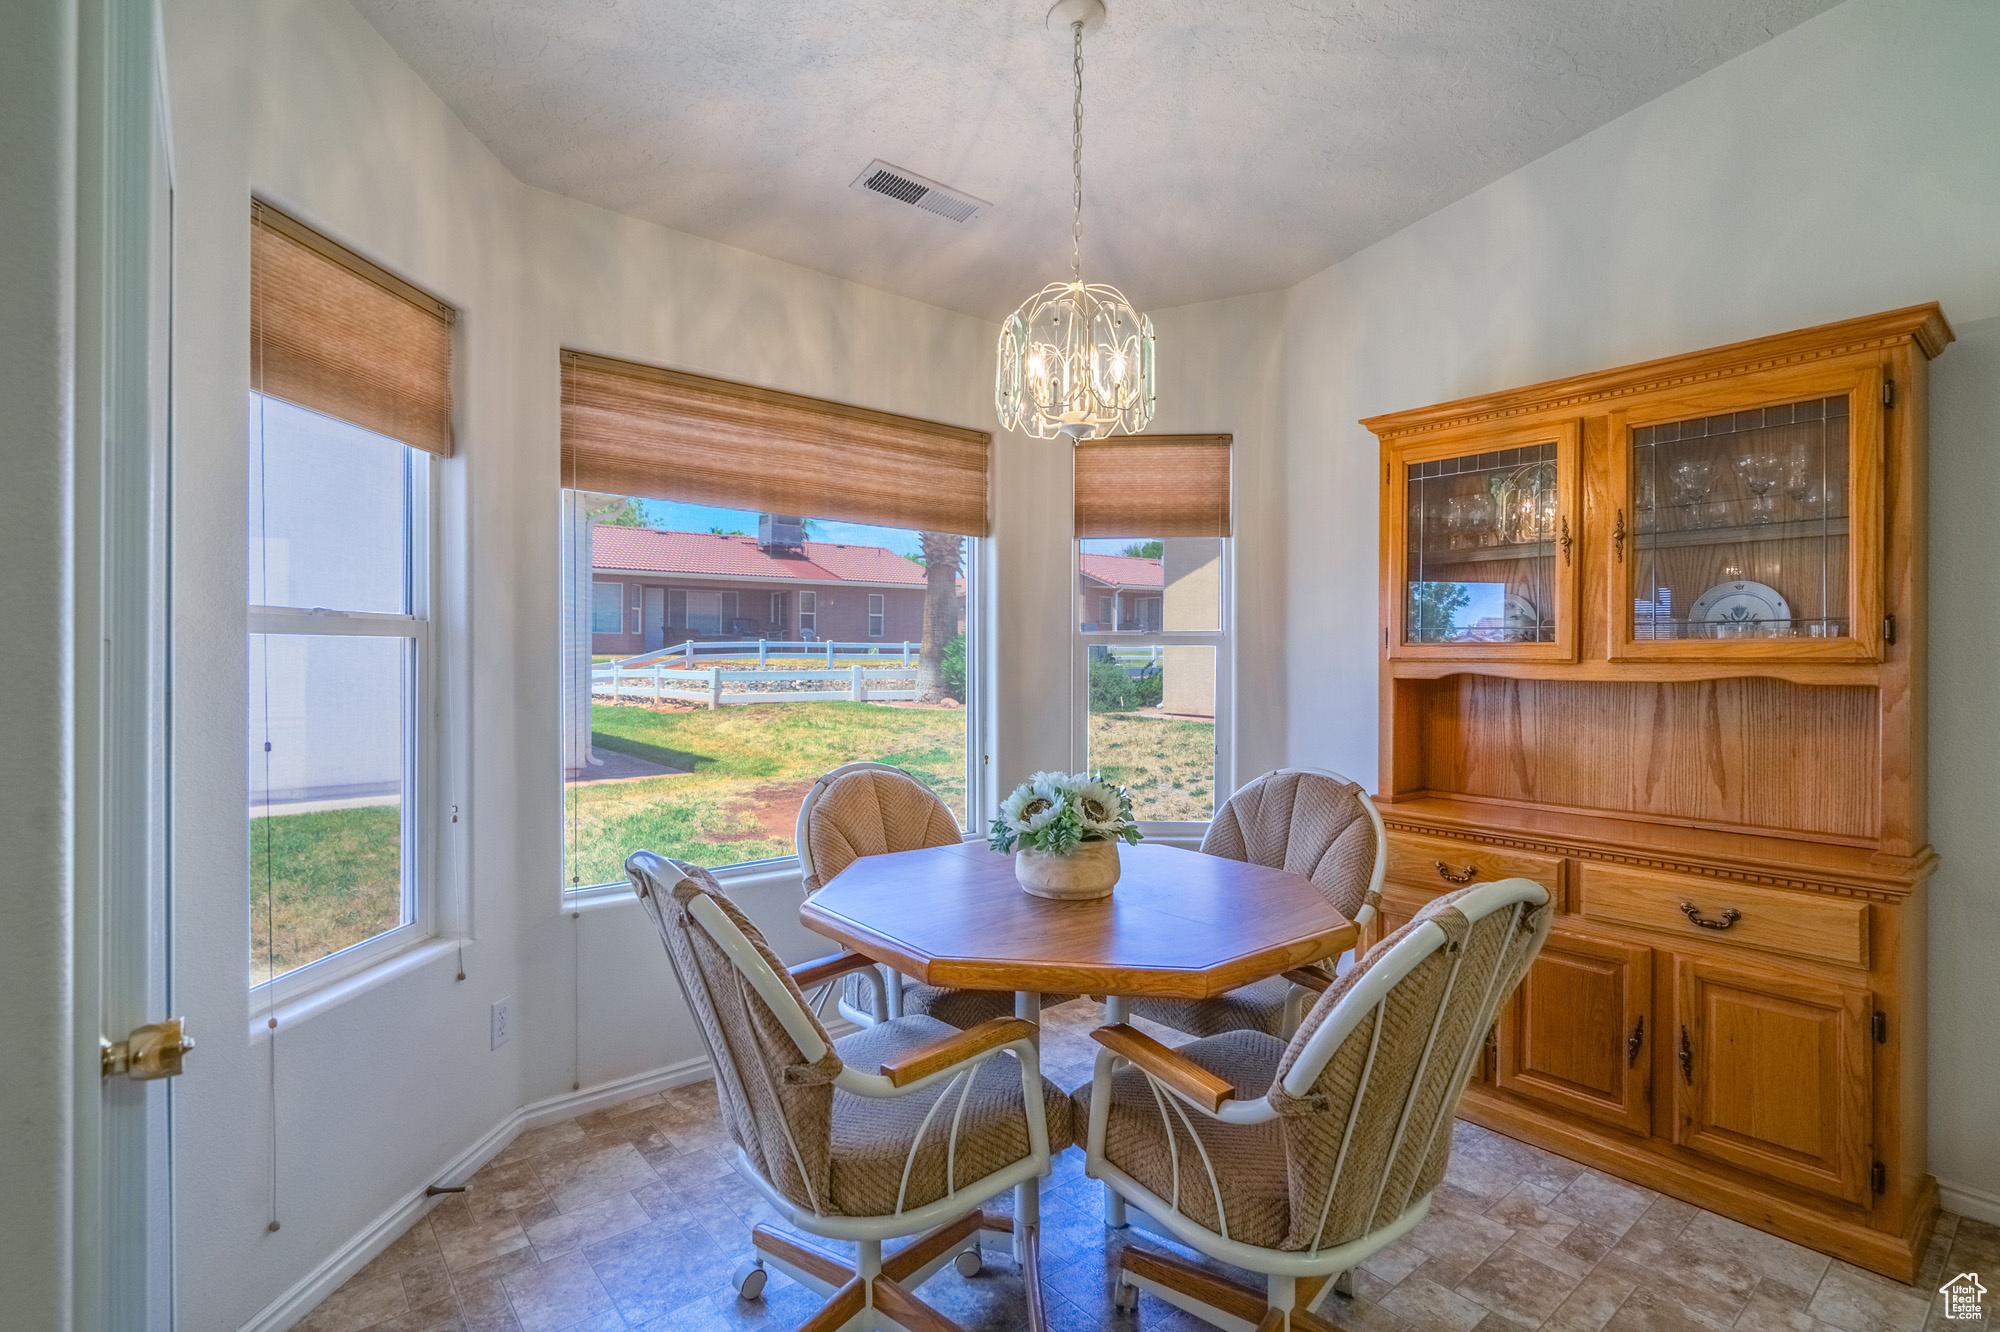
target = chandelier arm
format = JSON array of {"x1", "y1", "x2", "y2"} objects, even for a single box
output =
[{"x1": 1072, "y1": 19, "x2": 1084, "y2": 283}]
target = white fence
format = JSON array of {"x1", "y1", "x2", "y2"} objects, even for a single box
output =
[
  {"x1": 591, "y1": 661, "x2": 919, "y2": 708},
  {"x1": 618, "y1": 638, "x2": 920, "y2": 668}
]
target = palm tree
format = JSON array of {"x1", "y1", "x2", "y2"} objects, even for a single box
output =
[{"x1": 916, "y1": 532, "x2": 963, "y2": 703}]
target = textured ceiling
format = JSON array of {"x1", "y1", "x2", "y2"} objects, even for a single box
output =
[{"x1": 352, "y1": 0, "x2": 1840, "y2": 319}]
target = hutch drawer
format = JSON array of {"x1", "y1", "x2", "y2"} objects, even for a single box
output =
[
  {"x1": 1385, "y1": 829, "x2": 1565, "y2": 897},
  {"x1": 1578, "y1": 863, "x2": 1869, "y2": 970}
]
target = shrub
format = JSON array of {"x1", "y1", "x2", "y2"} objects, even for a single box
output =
[
  {"x1": 940, "y1": 632, "x2": 966, "y2": 701},
  {"x1": 1089, "y1": 654, "x2": 1142, "y2": 711}
]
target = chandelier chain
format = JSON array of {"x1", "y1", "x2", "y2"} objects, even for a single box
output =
[{"x1": 1071, "y1": 19, "x2": 1084, "y2": 282}]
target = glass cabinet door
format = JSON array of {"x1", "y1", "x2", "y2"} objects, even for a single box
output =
[
  {"x1": 1610, "y1": 365, "x2": 1882, "y2": 661},
  {"x1": 1392, "y1": 423, "x2": 1579, "y2": 661}
]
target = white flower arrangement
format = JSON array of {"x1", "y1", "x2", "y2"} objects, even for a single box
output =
[{"x1": 988, "y1": 770, "x2": 1142, "y2": 856}]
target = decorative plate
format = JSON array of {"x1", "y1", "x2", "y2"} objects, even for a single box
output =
[
  {"x1": 1688, "y1": 579, "x2": 1792, "y2": 637},
  {"x1": 1503, "y1": 593, "x2": 1542, "y2": 642}
]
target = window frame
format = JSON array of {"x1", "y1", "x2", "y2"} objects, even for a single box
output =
[
  {"x1": 868, "y1": 592, "x2": 886, "y2": 638},
  {"x1": 561, "y1": 528, "x2": 988, "y2": 906},
  {"x1": 250, "y1": 441, "x2": 438, "y2": 1006},
  {"x1": 798, "y1": 589, "x2": 817, "y2": 636},
  {"x1": 1071, "y1": 537, "x2": 1233, "y2": 842}
]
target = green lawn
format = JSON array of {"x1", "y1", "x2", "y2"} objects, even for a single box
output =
[
  {"x1": 250, "y1": 803, "x2": 402, "y2": 984},
  {"x1": 565, "y1": 700, "x2": 969, "y2": 887},
  {"x1": 249, "y1": 700, "x2": 1218, "y2": 977}
]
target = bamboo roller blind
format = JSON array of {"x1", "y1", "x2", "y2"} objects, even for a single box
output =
[
  {"x1": 250, "y1": 200, "x2": 456, "y2": 456},
  {"x1": 1074, "y1": 435, "x2": 1233, "y2": 537},
  {"x1": 560, "y1": 351, "x2": 993, "y2": 537}
]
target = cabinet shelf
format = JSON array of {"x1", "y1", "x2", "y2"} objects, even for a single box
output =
[
  {"x1": 1408, "y1": 541, "x2": 1555, "y2": 565},
  {"x1": 1635, "y1": 516, "x2": 1849, "y2": 551}
]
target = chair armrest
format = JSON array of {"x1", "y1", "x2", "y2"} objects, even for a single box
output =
[
  {"x1": 878, "y1": 1017, "x2": 1038, "y2": 1088},
  {"x1": 1282, "y1": 966, "x2": 1333, "y2": 994},
  {"x1": 788, "y1": 950, "x2": 879, "y2": 989},
  {"x1": 1089, "y1": 1023, "x2": 1236, "y2": 1114}
]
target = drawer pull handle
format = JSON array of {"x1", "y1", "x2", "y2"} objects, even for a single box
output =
[
  {"x1": 1434, "y1": 860, "x2": 1478, "y2": 884},
  {"x1": 1678, "y1": 901, "x2": 1741, "y2": 931},
  {"x1": 1626, "y1": 1015, "x2": 1644, "y2": 1067}
]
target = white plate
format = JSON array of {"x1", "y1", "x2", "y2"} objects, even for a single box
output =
[{"x1": 1689, "y1": 579, "x2": 1792, "y2": 637}]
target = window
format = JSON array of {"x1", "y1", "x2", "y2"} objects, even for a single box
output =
[
  {"x1": 248, "y1": 201, "x2": 453, "y2": 993},
  {"x1": 591, "y1": 582, "x2": 623, "y2": 633},
  {"x1": 559, "y1": 353, "x2": 989, "y2": 895},
  {"x1": 250, "y1": 396, "x2": 430, "y2": 985},
  {"x1": 561, "y1": 497, "x2": 976, "y2": 888},
  {"x1": 1074, "y1": 436, "x2": 1231, "y2": 826},
  {"x1": 770, "y1": 591, "x2": 785, "y2": 629}
]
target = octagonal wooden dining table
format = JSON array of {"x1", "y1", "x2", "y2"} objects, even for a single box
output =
[{"x1": 799, "y1": 839, "x2": 1360, "y2": 1328}]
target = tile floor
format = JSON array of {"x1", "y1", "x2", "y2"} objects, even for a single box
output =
[{"x1": 300, "y1": 1000, "x2": 1993, "y2": 1332}]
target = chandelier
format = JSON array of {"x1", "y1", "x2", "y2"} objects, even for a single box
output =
[{"x1": 995, "y1": 0, "x2": 1155, "y2": 442}]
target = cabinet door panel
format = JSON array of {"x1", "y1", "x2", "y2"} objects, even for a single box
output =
[
  {"x1": 1672, "y1": 956, "x2": 1871, "y2": 1203},
  {"x1": 1496, "y1": 931, "x2": 1651, "y2": 1133}
]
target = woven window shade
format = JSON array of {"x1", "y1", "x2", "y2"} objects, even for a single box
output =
[
  {"x1": 1074, "y1": 435, "x2": 1232, "y2": 538},
  {"x1": 560, "y1": 351, "x2": 992, "y2": 537},
  {"x1": 250, "y1": 200, "x2": 456, "y2": 456}
]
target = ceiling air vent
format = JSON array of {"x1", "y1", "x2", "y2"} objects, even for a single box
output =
[{"x1": 851, "y1": 160, "x2": 988, "y2": 224}]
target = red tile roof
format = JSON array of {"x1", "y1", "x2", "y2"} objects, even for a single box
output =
[
  {"x1": 591, "y1": 525, "x2": 929, "y2": 587},
  {"x1": 1079, "y1": 552, "x2": 1164, "y2": 589}
]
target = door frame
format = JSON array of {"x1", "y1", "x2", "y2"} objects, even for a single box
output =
[{"x1": 74, "y1": 0, "x2": 178, "y2": 1325}]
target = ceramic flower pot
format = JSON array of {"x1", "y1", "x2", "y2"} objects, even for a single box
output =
[{"x1": 1015, "y1": 838, "x2": 1120, "y2": 900}]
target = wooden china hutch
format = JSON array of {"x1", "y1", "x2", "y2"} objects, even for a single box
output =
[{"x1": 1363, "y1": 306, "x2": 1951, "y2": 1281}]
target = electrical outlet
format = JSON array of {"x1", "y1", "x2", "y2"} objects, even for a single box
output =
[{"x1": 490, "y1": 998, "x2": 511, "y2": 1050}]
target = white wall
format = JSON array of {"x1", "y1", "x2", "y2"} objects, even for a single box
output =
[
  {"x1": 1276, "y1": 0, "x2": 2000, "y2": 1211},
  {"x1": 161, "y1": 0, "x2": 1288, "y2": 1323},
  {"x1": 0, "y1": 3, "x2": 77, "y2": 1326}
]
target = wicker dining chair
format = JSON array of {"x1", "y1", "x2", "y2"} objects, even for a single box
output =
[
  {"x1": 797, "y1": 762, "x2": 1074, "y2": 1028},
  {"x1": 1077, "y1": 877, "x2": 1552, "y2": 1332},
  {"x1": 1126, "y1": 768, "x2": 1387, "y2": 1041},
  {"x1": 629, "y1": 850, "x2": 1074, "y2": 1332}
]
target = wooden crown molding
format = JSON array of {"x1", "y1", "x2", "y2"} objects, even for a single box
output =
[{"x1": 1361, "y1": 304, "x2": 1953, "y2": 441}]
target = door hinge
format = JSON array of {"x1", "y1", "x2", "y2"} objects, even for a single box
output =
[
  {"x1": 1871, "y1": 1161, "x2": 1887, "y2": 1195},
  {"x1": 1883, "y1": 378, "x2": 1895, "y2": 408},
  {"x1": 1883, "y1": 614, "x2": 1896, "y2": 646},
  {"x1": 1873, "y1": 1009, "x2": 1888, "y2": 1043},
  {"x1": 101, "y1": 1017, "x2": 194, "y2": 1081},
  {"x1": 1679, "y1": 1025, "x2": 1693, "y2": 1085},
  {"x1": 1627, "y1": 1015, "x2": 1645, "y2": 1067},
  {"x1": 1383, "y1": 626, "x2": 1389, "y2": 649},
  {"x1": 1385, "y1": 461, "x2": 1390, "y2": 485}
]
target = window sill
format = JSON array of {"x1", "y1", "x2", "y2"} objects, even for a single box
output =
[{"x1": 249, "y1": 935, "x2": 464, "y2": 1039}]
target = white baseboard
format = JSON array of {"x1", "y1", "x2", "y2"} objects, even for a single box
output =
[
  {"x1": 1941, "y1": 1177, "x2": 2000, "y2": 1227},
  {"x1": 238, "y1": 1054, "x2": 712, "y2": 1332}
]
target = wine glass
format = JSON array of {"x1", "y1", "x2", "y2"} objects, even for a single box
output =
[
  {"x1": 1465, "y1": 490, "x2": 1497, "y2": 547},
  {"x1": 1669, "y1": 457, "x2": 1718, "y2": 529},
  {"x1": 1735, "y1": 451, "x2": 1783, "y2": 525},
  {"x1": 1444, "y1": 496, "x2": 1467, "y2": 550},
  {"x1": 1636, "y1": 471, "x2": 1658, "y2": 533},
  {"x1": 1784, "y1": 440, "x2": 1815, "y2": 509}
]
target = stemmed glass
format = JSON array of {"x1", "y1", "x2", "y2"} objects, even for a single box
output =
[
  {"x1": 1444, "y1": 496, "x2": 1467, "y2": 550},
  {"x1": 1669, "y1": 457, "x2": 1718, "y2": 530},
  {"x1": 1735, "y1": 451, "x2": 1783, "y2": 525},
  {"x1": 1465, "y1": 490, "x2": 1497, "y2": 547},
  {"x1": 1784, "y1": 441, "x2": 1819, "y2": 518}
]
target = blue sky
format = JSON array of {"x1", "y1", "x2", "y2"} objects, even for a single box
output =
[{"x1": 621, "y1": 498, "x2": 1160, "y2": 561}]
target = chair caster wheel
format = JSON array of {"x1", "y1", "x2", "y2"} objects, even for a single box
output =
[
  {"x1": 954, "y1": 1246, "x2": 983, "y2": 1278},
  {"x1": 1114, "y1": 1279, "x2": 1140, "y2": 1311},
  {"x1": 733, "y1": 1258, "x2": 767, "y2": 1300}
]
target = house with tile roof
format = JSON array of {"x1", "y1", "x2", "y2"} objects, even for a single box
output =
[
  {"x1": 589, "y1": 525, "x2": 948, "y2": 653},
  {"x1": 1078, "y1": 551, "x2": 1166, "y2": 631}
]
